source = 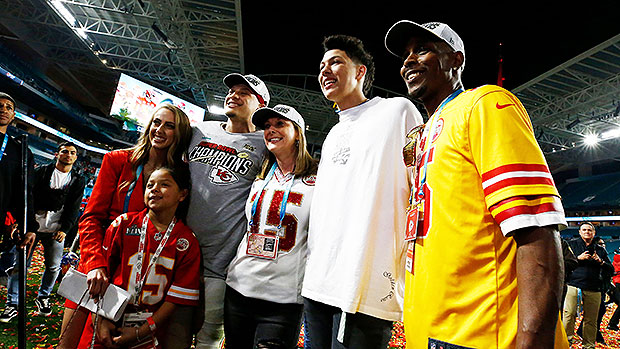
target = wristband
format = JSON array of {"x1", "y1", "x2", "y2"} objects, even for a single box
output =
[{"x1": 147, "y1": 316, "x2": 157, "y2": 333}]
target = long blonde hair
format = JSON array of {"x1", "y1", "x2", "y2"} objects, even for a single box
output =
[
  {"x1": 124, "y1": 104, "x2": 192, "y2": 186},
  {"x1": 258, "y1": 123, "x2": 317, "y2": 179}
]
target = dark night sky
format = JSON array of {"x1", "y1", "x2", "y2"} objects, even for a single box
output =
[{"x1": 240, "y1": 1, "x2": 619, "y2": 95}]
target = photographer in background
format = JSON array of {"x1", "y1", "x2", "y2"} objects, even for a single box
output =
[{"x1": 563, "y1": 223, "x2": 613, "y2": 348}]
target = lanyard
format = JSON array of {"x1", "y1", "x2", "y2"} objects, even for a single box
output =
[
  {"x1": 417, "y1": 89, "x2": 464, "y2": 199},
  {"x1": 249, "y1": 162, "x2": 295, "y2": 231},
  {"x1": 123, "y1": 164, "x2": 143, "y2": 214},
  {"x1": 133, "y1": 214, "x2": 176, "y2": 305},
  {"x1": 0, "y1": 133, "x2": 8, "y2": 163}
]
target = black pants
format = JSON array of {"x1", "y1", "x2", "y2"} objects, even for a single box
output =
[
  {"x1": 224, "y1": 285, "x2": 303, "y2": 349},
  {"x1": 609, "y1": 283, "x2": 620, "y2": 328},
  {"x1": 303, "y1": 297, "x2": 393, "y2": 349}
]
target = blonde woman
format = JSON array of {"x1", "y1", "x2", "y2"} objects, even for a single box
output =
[
  {"x1": 225, "y1": 105, "x2": 317, "y2": 348},
  {"x1": 58, "y1": 104, "x2": 192, "y2": 348}
]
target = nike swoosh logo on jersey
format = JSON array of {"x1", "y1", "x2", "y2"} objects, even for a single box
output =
[{"x1": 496, "y1": 103, "x2": 515, "y2": 109}]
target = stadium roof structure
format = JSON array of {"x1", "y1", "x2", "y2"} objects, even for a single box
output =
[
  {"x1": 0, "y1": 0, "x2": 244, "y2": 112},
  {"x1": 513, "y1": 34, "x2": 620, "y2": 171},
  {"x1": 0, "y1": 1, "x2": 618, "y2": 167}
]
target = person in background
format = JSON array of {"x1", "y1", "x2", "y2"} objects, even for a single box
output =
[
  {"x1": 563, "y1": 223, "x2": 613, "y2": 347},
  {"x1": 58, "y1": 104, "x2": 192, "y2": 348},
  {"x1": 576, "y1": 237, "x2": 614, "y2": 345},
  {"x1": 225, "y1": 105, "x2": 317, "y2": 348},
  {"x1": 561, "y1": 237, "x2": 578, "y2": 312},
  {"x1": 0, "y1": 92, "x2": 38, "y2": 322},
  {"x1": 0, "y1": 212, "x2": 18, "y2": 286},
  {"x1": 2, "y1": 142, "x2": 85, "y2": 322}
]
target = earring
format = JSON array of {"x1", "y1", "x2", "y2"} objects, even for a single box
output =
[{"x1": 295, "y1": 139, "x2": 299, "y2": 147}]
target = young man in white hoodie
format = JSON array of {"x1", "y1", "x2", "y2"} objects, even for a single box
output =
[{"x1": 302, "y1": 35, "x2": 422, "y2": 348}]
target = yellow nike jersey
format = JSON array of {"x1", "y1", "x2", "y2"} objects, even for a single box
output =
[{"x1": 404, "y1": 85, "x2": 568, "y2": 348}]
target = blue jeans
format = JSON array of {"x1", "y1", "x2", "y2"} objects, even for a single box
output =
[
  {"x1": 7, "y1": 233, "x2": 64, "y2": 305},
  {"x1": 303, "y1": 297, "x2": 393, "y2": 349},
  {"x1": 0, "y1": 246, "x2": 16, "y2": 276}
]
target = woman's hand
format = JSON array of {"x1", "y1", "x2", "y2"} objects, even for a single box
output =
[{"x1": 86, "y1": 267, "x2": 109, "y2": 299}]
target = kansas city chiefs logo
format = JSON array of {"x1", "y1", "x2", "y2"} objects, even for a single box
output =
[
  {"x1": 302, "y1": 174, "x2": 316, "y2": 186},
  {"x1": 190, "y1": 141, "x2": 256, "y2": 185},
  {"x1": 210, "y1": 165, "x2": 239, "y2": 184}
]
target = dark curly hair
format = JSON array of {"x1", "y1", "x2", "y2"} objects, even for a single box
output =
[{"x1": 322, "y1": 35, "x2": 375, "y2": 95}]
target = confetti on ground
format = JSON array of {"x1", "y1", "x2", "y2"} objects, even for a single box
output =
[{"x1": 1, "y1": 245, "x2": 619, "y2": 348}]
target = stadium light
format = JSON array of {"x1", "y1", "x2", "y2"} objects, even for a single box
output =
[
  {"x1": 76, "y1": 28, "x2": 89, "y2": 40},
  {"x1": 584, "y1": 134, "x2": 599, "y2": 146},
  {"x1": 601, "y1": 128, "x2": 620, "y2": 140},
  {"x1": 566, "y1": 216, "x2": 620, "y2": 222},
  {"x1": 209, "y1": 105, "x2": 226, "y2": 115},
  {"x1": 48, "y1": 0, "x2": 91, "y2": 42},
  {"x1": 50, "y1": 0, "x2": 76, "y2": 26},
  {"x1": 14, "y1": 111, "x2": 108, "y2": 154}
]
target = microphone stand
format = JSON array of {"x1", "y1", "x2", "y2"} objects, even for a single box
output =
[{"x1": 18, "y1": 134, "x2": 28, "y2": 349}]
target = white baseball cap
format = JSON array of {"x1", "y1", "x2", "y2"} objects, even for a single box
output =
[
  {"x1": 252, "y1": 104, "x2": 305, "y2": 133},
  {"x1": 385, "y1": 21, "x2": 465, "y2": 63},
  {"x1": 223, "y1": 73, "x2": 270, "y2": 106}
]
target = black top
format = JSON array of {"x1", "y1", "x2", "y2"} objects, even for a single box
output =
[
  {"x1": 33, "y1": 162, "x2": 86, "y2": 233},
  {"x1": 0, "y1": 132, "x2": 38, "y2": 243},
  {"x1": 567, "y1": 237, "x2": 614, "y2": 292}
]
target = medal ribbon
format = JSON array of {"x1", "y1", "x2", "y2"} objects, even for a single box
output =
[
  {"x1": 133, "y1": 214, "x2": 176, "y2": 306},
  {"x1": 249, "y1": 162, "x2": 295, "y2": 232},
  {"x1": 0, "y1": 133, "x2": 8, "y2": 162},
  {"x1": 417, "y1": 89, "x2": 464, "y2": 199},
  {"x1": 123, "y1": 164, "x2": 143, "y2": 214}
]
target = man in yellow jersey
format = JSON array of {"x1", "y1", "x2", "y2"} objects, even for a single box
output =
[{"x1": 384, "y1": 21, "x2": 569, "y2": 348}]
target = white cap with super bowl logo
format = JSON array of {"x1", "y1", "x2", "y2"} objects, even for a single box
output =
[
  {"x1": 384, "y1": 21, "x2": 465, "y2": 65},
  {"x1": 223, "y1": 73, "x2": 271, "y2": 106},
  {"x1": 252, "y1": 104, "x2": 305, "y2": 134}
]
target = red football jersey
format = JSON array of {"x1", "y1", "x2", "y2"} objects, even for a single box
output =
[
  {"x1": 103, "y1": 209, "x2": 201, "y2": 310},
  {"x1": 78, "y1": 210, "x2": 200, "y2": 348}
]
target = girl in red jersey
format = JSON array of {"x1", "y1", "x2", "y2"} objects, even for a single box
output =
[
  {"x1": 59, "y1": 104, "x2": 192, "y2": 348},
  {"x1": 80, "y1": 166, "x2": 200, "y2": 348}
]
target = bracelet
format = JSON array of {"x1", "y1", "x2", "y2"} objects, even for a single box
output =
[
  {"x1": 147, "y1": 316, "x2": 157, "y2": 333},
  {"x1": 135, "y1": 328, "x2": 141, "y2": 342}
]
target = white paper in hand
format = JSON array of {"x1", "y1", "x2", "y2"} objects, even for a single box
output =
[{"x1": 58, "y1": 268, "x2": 131, "y2": 322}]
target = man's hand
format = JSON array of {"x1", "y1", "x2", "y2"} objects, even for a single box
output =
[
  {"x1": 113, "y1": 325, "x2": 140, "y2": 346},
  {"x1": 577, "y1": 251, "x2": 591, "y2": 261},
  {"x1": 53, "y1": 231, "x2": 66, "y2": 243},
  {"x1": 6, "y1": 223, "x2": 18, "y2": 240},
  {"x1": 514, "y1": 225, "x2": 563, "y2": 349},
  {"x1": 86, "y1": 267, "x2": 109, "y2": 299},
  {"x1": 591, "y1": 253, "x2": 603, "y2": 264},
  {"x1": 95, "y1": 316, "x2": 118, "y2": 348},
  {"x1": 19, "y1": 232, "x2": 36, "y2": 256}
]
